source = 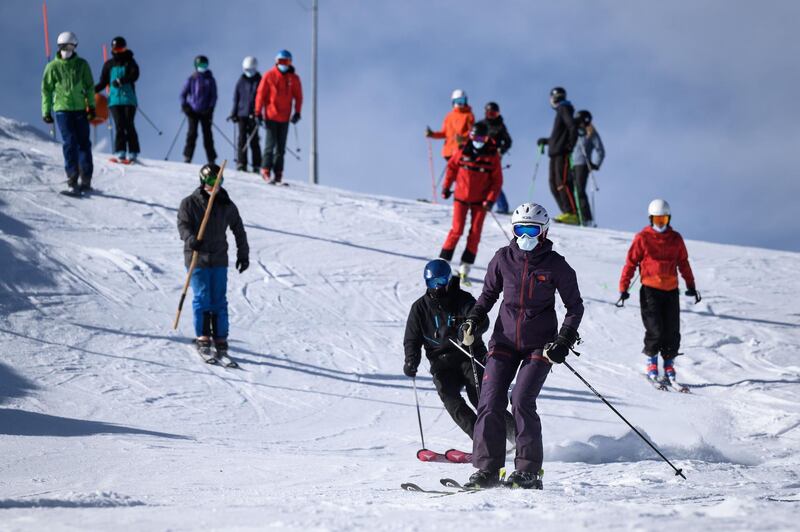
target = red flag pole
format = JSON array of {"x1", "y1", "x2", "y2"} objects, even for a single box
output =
[{"x1": 42, "y1": 1, "x2": 51, "y2": 61}]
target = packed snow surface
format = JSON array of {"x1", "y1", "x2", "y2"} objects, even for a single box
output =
[{"x1": 1, "y1": 117, "x2": 799, "y2": 530}]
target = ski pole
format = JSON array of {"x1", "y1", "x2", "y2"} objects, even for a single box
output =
[
  {"x1": 489, "y1": 210, "x2": 511, "y2": 241},
  {"x1": 448, "y1": 338, "x2": 486, "y2": 369},
  {"x1": 411, "y1": 376, "x2": 426, "y2": 450},
  {"x1": 164, "y1": 116, "x2": 186, "y2": 160},
  {"x1": 434, "y1": 165, "x2": 447, "y2": 189},
  {"x1": 528, "y1": 144, "x2": 544, "y2": 200},
  {"x1": 579, "y1": 141, "x2": 599, "y2": 227},
  {"x1": 172, "y1": 160, "x2": 228, "y2": 330},
  {"x1": 293, "y1": 122, "x2": 301, "y2": 152},
  {"x1": 615, "y1": 273, "x2": 640, "y2": 307},
  {"x1": 212, "y1": 122, "x2": 235, "y2": 149},
  {"x1": 42, "y1": 1, "x2": 56, "y2": 139},
  {"x1": 285, "y1": 146, "x2": 301, "y2": 161},
  {"x1": 562, "y1": 359, "x2": 686, "y2": 479},
  {"x1": 137, "y1": 106, "x2": 163, "y2": 135},
  {"x1": 427, "y1": 138, "x2": 437, "y2": 204}
]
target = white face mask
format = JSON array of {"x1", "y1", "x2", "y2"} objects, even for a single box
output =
[
  {"x1": 516, "y1": 234, "x2": 537, "y2": 251},
  {"x1": 653, "y1": 224, "x2": 668, "y2": 233},
  {"x1": 60, "y1": 49, "x2": 74, "y2": 59},
  {"x1": 244, "y1": 69, "x2": 256, "y2": 78},
  {"x1": 196, "y1": 66, "x2": 208, "y2": 73},
  {"x1": 472, "y1": 140, "x2": 485, "y2": 150},
  {"x1": 277, "y1": 64, "x2": 289, "y2": 73}
]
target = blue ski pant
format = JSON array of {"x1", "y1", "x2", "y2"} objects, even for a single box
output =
[
  {"x1": 55, "y1": 111, "x2": 93, "y2": 184},
  {"x1": 190, "y1": 266, "x2": 229, "y2": 338}
]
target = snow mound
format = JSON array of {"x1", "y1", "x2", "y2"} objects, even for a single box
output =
[{"x1": 0, "y1": 491, "x2": 146, "y2": 509}]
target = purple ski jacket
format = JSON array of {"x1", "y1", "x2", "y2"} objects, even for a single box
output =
[
  {"x1": 470, "y1": 239, "x2": 584, "y2": 356},
  {"x1": 180, "y1": 70, "x2": 217, "y2": 113}
]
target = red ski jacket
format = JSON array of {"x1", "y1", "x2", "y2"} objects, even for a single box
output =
[
  {"x1": 254, "y1": 66, "x2": 303, "y2": 122},
  {"x1": 442, "y1": 141, "x2": 503, "y2": 204},
  {"x1": 619, "y1": 226, "x2": 695, "y2": 292},
  {"x1": 430, "y1": 106, "x2": 474, "y2": 158}
]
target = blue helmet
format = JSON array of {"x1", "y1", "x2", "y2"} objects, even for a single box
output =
[
  {"x1": 276, "y1": 49, "x2": 292, "y2": 62},
  {"x1": 424, "y1": 259, "x2": 451, "y2": 289}
]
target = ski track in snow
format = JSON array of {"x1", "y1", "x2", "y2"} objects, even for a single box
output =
[{"x1": 1, "y1": 116, "x2": 799, "y2": 530}]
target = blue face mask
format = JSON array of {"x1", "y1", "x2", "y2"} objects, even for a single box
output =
[
  {"x1": 196, "y1": 64, "x2": 208, "y2": 73},
  {"x1": 472, "y1": 141, "x2": 485, "y2": 150},
  {"x1": 277, "y1": 64, "x2": 289, "y2": 73},
  {"x1": 244, "y1": 69, "x2": 256, "y2": 78}
]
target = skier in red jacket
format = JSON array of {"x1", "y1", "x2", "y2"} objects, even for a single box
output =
[
  {"x1": 618, "y1": 199, "x2": 700, "y2": 386},
  {"x1": 439, "y1": 122, "x2": 503, "y2": 282}
]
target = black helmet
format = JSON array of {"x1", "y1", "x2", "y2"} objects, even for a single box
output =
[
  {"x1": 549, "y1": 86, "x2": 566, "y2": 104},
  {"x1": 470, "y1": 122, "x2": 489, "y2": 139},
  {"x1": 576, "y1": 110, "x2": 592, "y2": 126},
  {"x1": 199, "y1": 163, "x2": 222, "y2": 187},
  {"x1": 111, "y1": 36, "x2": 127, "y2": 50},
  {"x1": 484, "y1": 101, "x2": 500, "y2": 113},
  {"x1": 194, "y1": 55, "x2": 209, "y2": 68}
]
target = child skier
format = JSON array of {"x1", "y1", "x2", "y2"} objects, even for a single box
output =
[
  {"x1": 403, "y1": 259, "x2": 515, "y2": 442},
  {"x1": 618, "y1": 199, "x2": 699, "y2": 387},
  {"x1": 439, "y1": 122, "x2": 503, "y2": 283},
  {"x1": 570, "y1": 110, "x2": 605, "y2": 225},
  {"x1": 426, "y1": 89, "x2": 475, "y2": 161},
  {"x1": 95, "y1": 36, "x2": 140, "y2": 163},
  {"x1": 177, "y1": 164, "x2": 249, "y2": 359},
  {"x1": 460, "y1": 203, "x2": 584, "y2": 489}
]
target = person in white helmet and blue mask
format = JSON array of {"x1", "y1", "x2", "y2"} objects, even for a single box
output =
[
  {"x1": 230, "y1": 56, "x2": 262, "y2": 172},
  {"x1": 459, "y1": 203, "x2": 584, "y2": 489}
]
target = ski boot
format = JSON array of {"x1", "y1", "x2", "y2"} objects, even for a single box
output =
[
  {"x1": 663, "y1": 358, "x2": 676, "y2": 381},
  {"x1": 505, "y1": 469, "x2": 544, "y2": 490},
  {"x1": 214, "y1": 339, "x2": 239, "y2": 368},
  {"x1": 128, "y1": 152, "x2": 138, "y2": 163},
  {"x1": 195, "y1": 337, "x2": 215, "y2": 363},
  {"x1": 464, "y1": 469, "x2": 502, "y2": 490},
  {"x1": 260, "y1": 167, "x2": 271, "y2": 182},
  {"x1": 236, "y1": 163, "x2": 247, "y2": 171},
  {"x1": 458, "y1": 263, "x2": 471, "y2": 287},
  {"x1": 646, "y1": 355, "x2": 659, "y2": 381}
]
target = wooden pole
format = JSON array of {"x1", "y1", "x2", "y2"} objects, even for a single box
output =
[{"x1": 172, "y1": 160, "x2": 227, "y2": 330}]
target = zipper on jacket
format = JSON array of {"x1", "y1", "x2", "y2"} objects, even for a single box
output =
[{"x1": 516, "y1": 260, "x2": 528, "y2": 351}]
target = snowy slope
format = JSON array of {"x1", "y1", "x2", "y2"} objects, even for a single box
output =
[{"x1": 1, "y1": 116, "x2": 799, "y2": 531}]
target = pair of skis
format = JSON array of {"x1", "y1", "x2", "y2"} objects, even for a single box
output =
[
  {"x1": 647, "y1": 375, "x2": 690, "y2": 393},
  {"x1": 401, "y1": 478, "x2": 477, "y2": 496},
  {"x1": 417, "y1": 448, "x2": 471, "y2": 464},
  {"x1": 195, "y1": 344, "x2": 240, "y2": 368}
]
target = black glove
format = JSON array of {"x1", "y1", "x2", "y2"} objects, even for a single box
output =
[
  {"x1": 590, "y1": 163, "x2": 600, "y2": 171},
  {"x1": 236, "y1": 257, "x2": 249, "y2": 273},
  {"x1": 543, "y1": 325, "x2": 579, "y2": 364},
  {"x1": 483, "y1": 200, "x2": 494, "y2": 211},
  {"x1": 182, "y1": 103, "x2": 193, "y2": 115},
  {"x1": 685, "y1": 287, "x2": 701, "y2": 303},
  {"x1": 257, "y1": 116, "x2": 265, "y2": 126},
  {"x1": 86, "y1": 108, "x2": 96, "y2": 121},
  {"x1": 43, "y1": 113, "x2": 54, "y2": 124},
  {"x1": 620, "y1": 291, "x2": 630, "y2": 301},
  {"x1": 403, "y1": 362, "x2": 417, "y2": 378},
  {"x1": 112, "y1": 78, "x2": 123, "y2": 88},
  {"x1": 425, "y1": 126, "x2": 434, "y2": 138},
  {"x1": 537, "y1": 137, "x2": 548, "y2": 147},
  {"x1": 291, "y1": 112, "x2": 301, "y2": 124},
  {"x1": 228, "y1": 114, "x2": 239, "y2": 123},
  {"x1": 441, "y1": 188, "x2": 452, "y2": 200},
  {"x1": 187, "y1": 236, "x2": 207, "y2": 252}
]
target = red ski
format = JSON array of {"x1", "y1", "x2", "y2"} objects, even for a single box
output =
[
  {"x1": 416, "y1": 448, "x2": 472, "y2": 463},
  {"x1": 416, "y1": 449, "x2": 448, "y2": 463},
  {"x1": 109, "y1": 157, "x2": 133, "y2": 165}
]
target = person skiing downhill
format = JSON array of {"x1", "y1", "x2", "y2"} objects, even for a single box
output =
[
  {"x1": 177, "y1": 164, "x2": 249, "y2": 359},
  {"x1": 618, "y1": 199, "x2": 699, "y2": 386},
  {"x1": 180, "y1": 55, "x2": 218, "y2": 164},
  {"x1": 537, "y1": 87, "x2": 578, "y2": 224},
  {"x1": 95, "y1": 36, "x2": 140, "y2": 163},
  {"x1": 439, "y1": 122, "x2": 503, "y2": 283},
  {"x1": 254, "y1": 49, "x2": 303, "y2": 185},
  {"x1": 460, "y1": 203, "x2": 584, "y2": 489},
  {"x1": 230, "y1": 56, "x2": 262, "y2": 172},
  {"x1": 41, "y1": 31, "x2": 96, "y2": 195},
  {"x1": 570, "y1": 110, "x2": 605, "y2": 225},
  {"x1": 403, "y1": 259, "x2": 515, "y2": 441},
  {"x1": 426, "y1": 89, "x2": 475, "y2": 161},
  {"x1": 476, "y1": 101, "x2": 513, "y2": 214}
]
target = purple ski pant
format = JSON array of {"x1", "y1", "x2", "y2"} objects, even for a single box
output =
[{"x1": 472, "y1": 350, "x2": 550, "y2": 473}]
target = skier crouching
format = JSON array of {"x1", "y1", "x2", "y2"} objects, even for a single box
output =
[
  {"x1": 177, "y1": 164, "x2": 249, "y2": 358},
  {"x1": 403, "y1": 260, "x2": 515, "y2": 442},
  {"x1": 618, "y1": 199, "x2": 699, "y2": 386},
  {"x1": 460, "y1": 203, "x2": 584, "y2": 489}
]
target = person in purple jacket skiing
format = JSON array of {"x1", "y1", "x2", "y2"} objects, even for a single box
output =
[
  {"x1": 180, "y1": 55, "x2": 217, "y2": 164},
  {"x1": 459, "y1": 202, "x2": 584, "y2": 489}
]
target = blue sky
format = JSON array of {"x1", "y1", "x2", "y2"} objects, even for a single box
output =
[{"x1": 1, "y1": 0, "x2": 798, "y2": 251}]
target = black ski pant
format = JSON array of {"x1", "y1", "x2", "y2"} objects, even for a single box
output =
[
  {"x1": 261, "y1": 120, "x2": 289, "y2": 179},
  {"x1": 473, "y1": 350, "x2": 549, "y2": 474},
  {"x1": 572, "y1": 164, "x2": 592, "y2": 222},
  {"x1": 548, "y1": 154, "x2": 576, "y2": 214},
  {"x1": 183, "y1": 110, "x2": 217, "y2": 164},
  {"x1": 109, "y1": 105, "x2": 140, "y2": 155},
  {"x1": 236, "y1": 117, "x2": 261, "y2": 169},
  {"x1": 640, "y1": 286, "x2": 680, "y2": 357},
  {"x1": 432, "y1": 359, "x2": 514, "y2": 440}
]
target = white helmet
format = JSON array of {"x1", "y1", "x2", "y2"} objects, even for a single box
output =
[
  {"x1": 512, "y1": 203, "x2": 550, "y2": 250},
  {"x1": 451, "y1": 89, "x2": 466, "y2": 100},
  {"x1": 57, "y1": 31, "x2": 78, "y2": 47},
  {"x1": 648, "y1": 198, "x2": 671, "y2": 217},
  {"x1": 242, "y1": 56, "x2": 258, "y2": 71}
]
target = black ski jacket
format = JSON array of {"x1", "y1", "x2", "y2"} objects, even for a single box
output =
[
  {"x1": 545, "y1": 100, "x2": 578, "y2": 157},
  {"x1": 403, "y1": 277, "x2": 488, "y2": 375},
  {"x1": 478, "y1": 116, "x2": 512, "y2": 155},
  {"x1": 177, "y1": 187, "x2": 249, "y2": 268}
]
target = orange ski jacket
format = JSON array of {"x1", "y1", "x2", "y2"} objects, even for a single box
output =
[
  {"x1": 254, "y1": 65, "x2": 303, "y2": 123},
  {"x1": 619, "y1": 226, "x2": 695, "y2": 292},
  {"x1": 430, "y1": 106, "x2": 475, "y2": 158}
]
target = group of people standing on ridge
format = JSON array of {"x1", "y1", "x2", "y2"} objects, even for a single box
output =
[
  {"x1": 40, "y1": 30, "x2": 303, "y2": 195},
  {"x1": 425, "y1": 87, "x2": 605, "y2": 285}
]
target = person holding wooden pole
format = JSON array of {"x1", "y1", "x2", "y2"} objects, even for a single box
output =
[{"x1": 176, "y1": 161, "x2": 249, "y2": 361}]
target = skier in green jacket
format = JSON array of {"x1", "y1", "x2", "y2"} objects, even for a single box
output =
[{"x1": 41, "y1": 31, "x2": 96, "y2": 195}]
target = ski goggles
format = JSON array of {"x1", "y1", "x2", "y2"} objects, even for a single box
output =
[
  {"x1": 470, "y1": 134, "x2": 488, "y2": 144},
  {"x1": 425, "y1": 275, "x2": 449, "y2": 290},
  {"x1": 112, "y1": 46, "x2": 127, "y2": 54},
  {"x1": 201, "y1": 173, "x2": 223, "y2": 187},
  {"x1": 58, "y1": 43, "x2": 76, "y2": 52},
  {"x1": 276, "y1": 57, "x2": 292, "y2": 66},
  {"x1": 651, "y1": 215, "x2": 670, "y2": 227},
  {"x1": 485, "y1": 110, "x2": 499, "y2": 119},
  {"x1": 452, "y1": 97, "x2": 467, "y2": 106},
  {"x1": 513, "y1": 224, "x2": 543, "y2": 238}
]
